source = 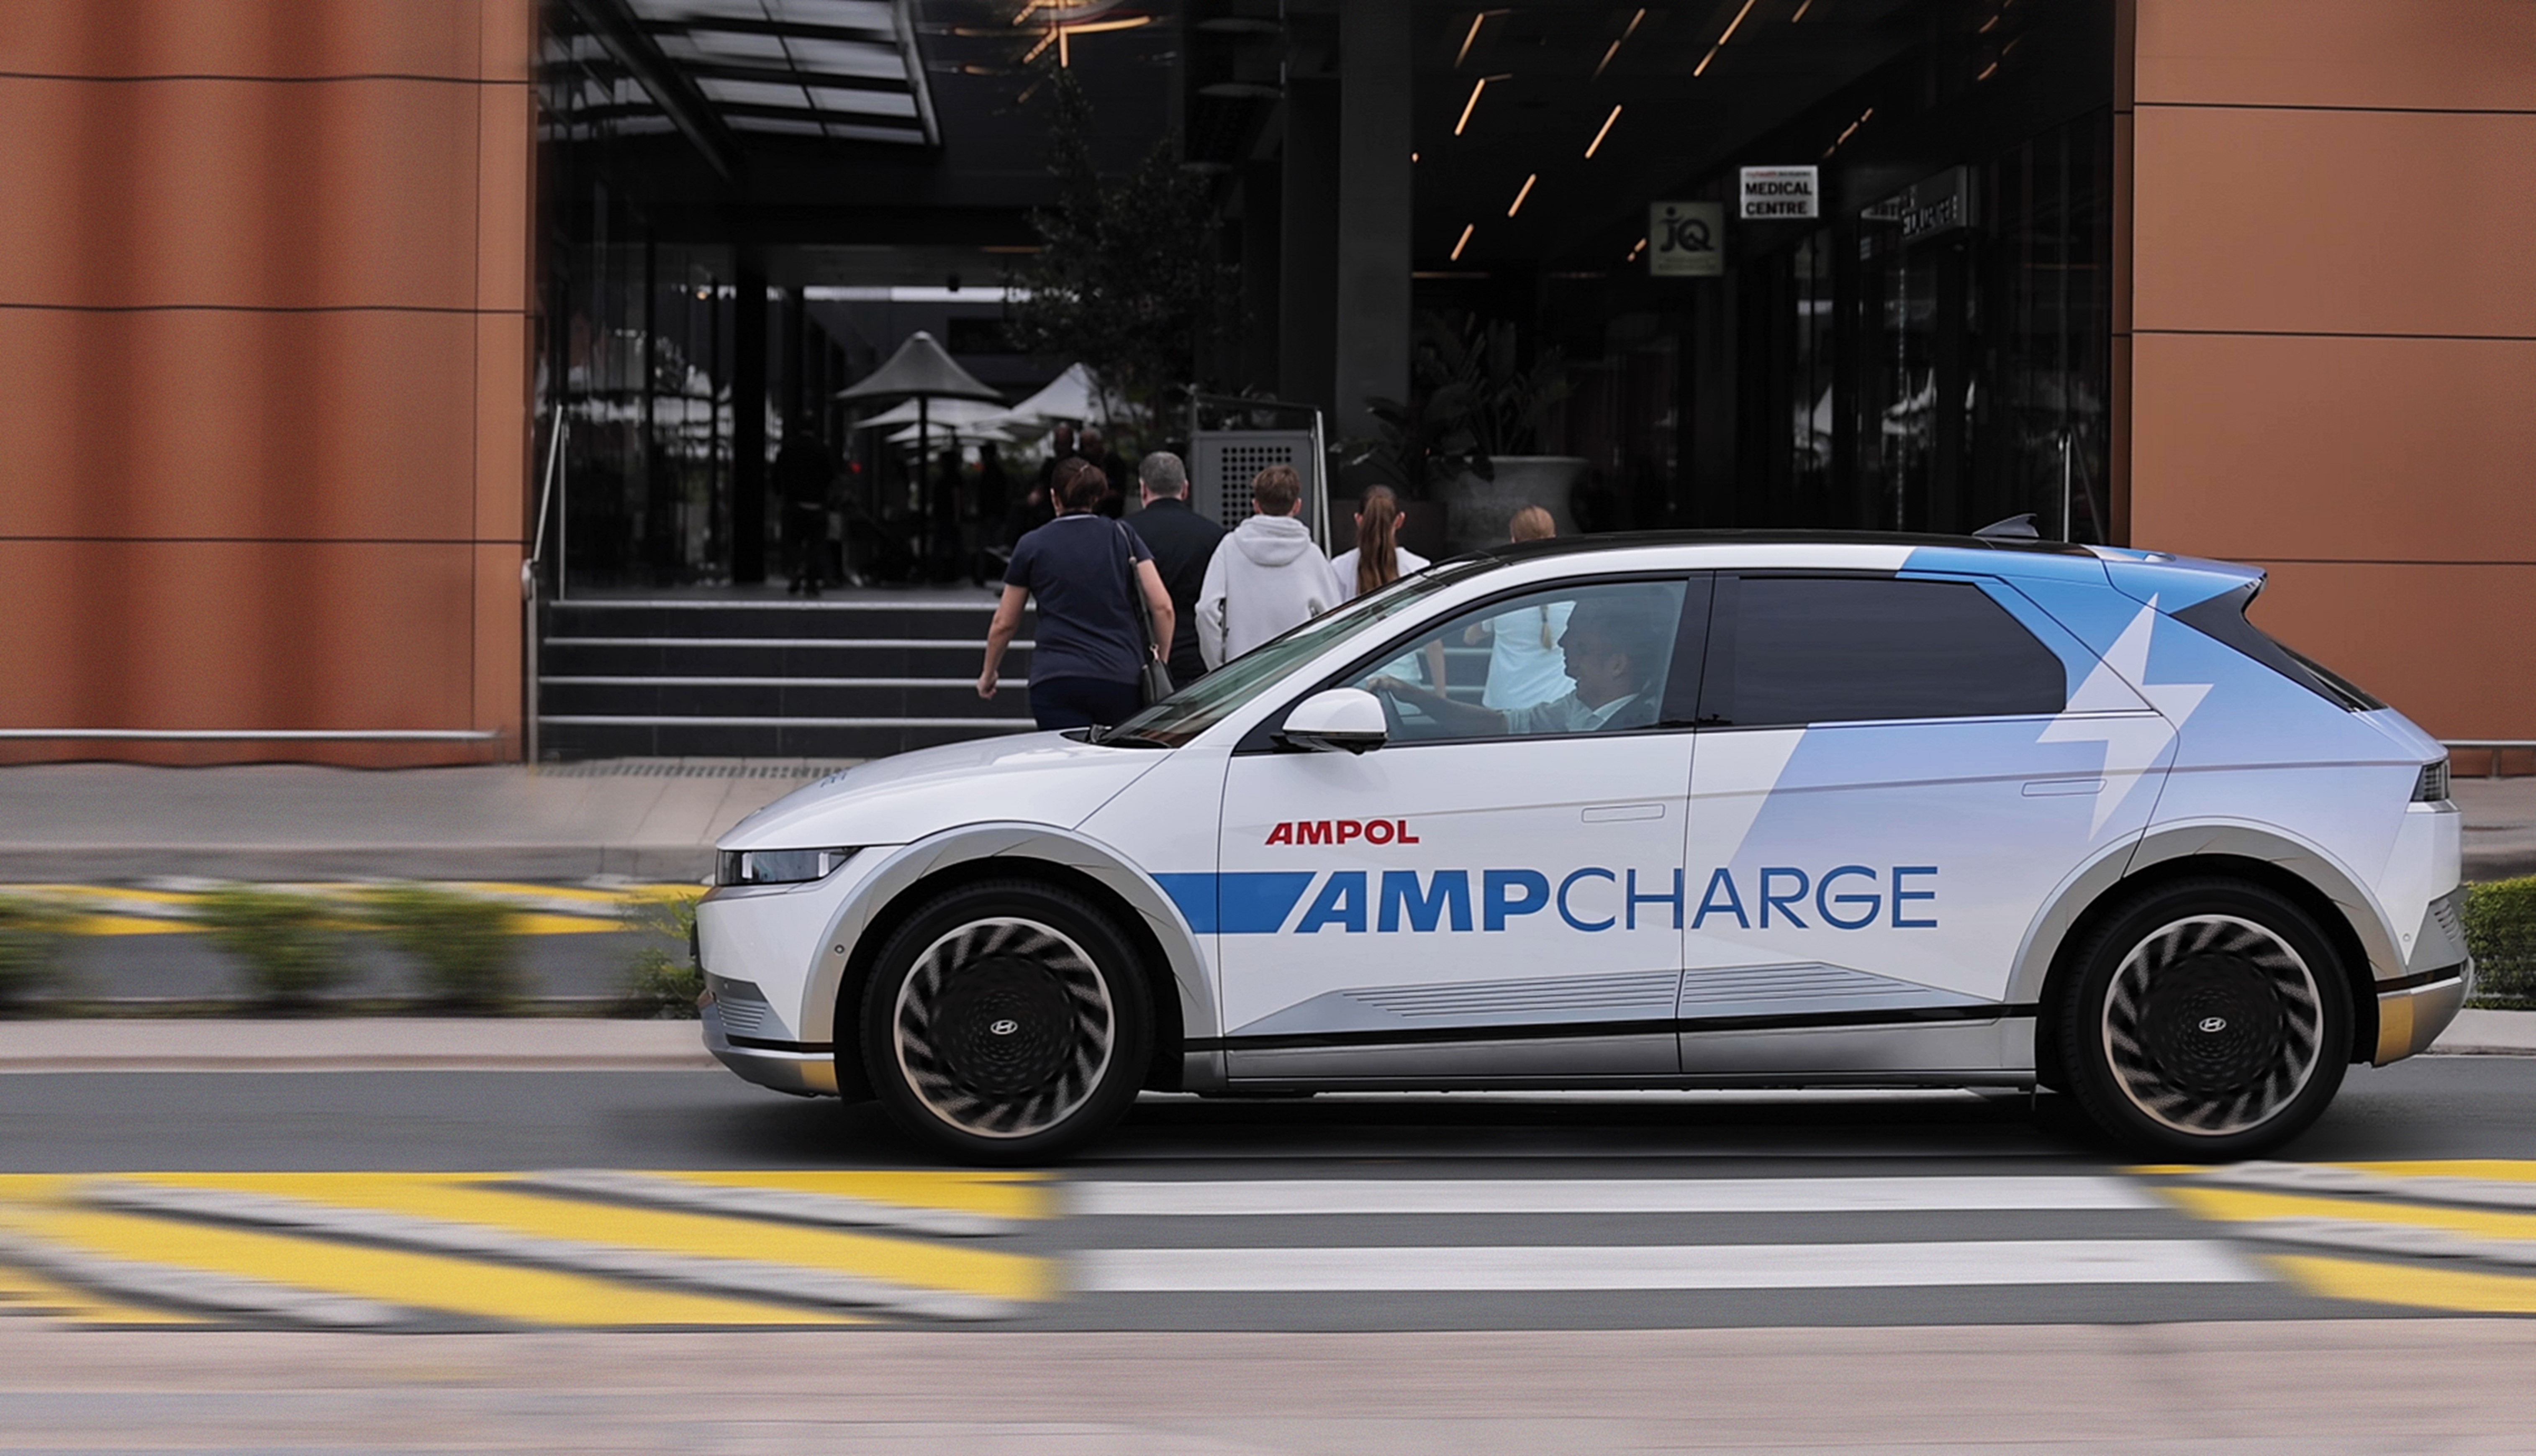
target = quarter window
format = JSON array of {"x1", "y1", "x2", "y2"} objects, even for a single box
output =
[{"x1": 1706, "y1": 575, "x2": 2065, "y2": 726}]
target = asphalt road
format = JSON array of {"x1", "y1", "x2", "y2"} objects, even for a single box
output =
[
  {"x1": 8, "y1": 1057, "x2": 2536, "y2": 1453},
  {"x1": 3, "y1": 1055, "x2": 2534, "y2": 1334}
]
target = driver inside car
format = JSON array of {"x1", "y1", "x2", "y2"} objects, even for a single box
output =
[{"x1": 1367, "y1": 593, "x2": 1668, "y2": 737}]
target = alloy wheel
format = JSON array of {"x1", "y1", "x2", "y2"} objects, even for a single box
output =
[
  {"x1": 891, "y1": 916, "x2": 1116, "y2": 1140},
  {"x1": 2101, "y1": 913, "x2": 2325, "y2": 1137}
]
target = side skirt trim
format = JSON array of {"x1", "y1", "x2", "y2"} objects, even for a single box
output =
[{"x1": 1186, "y1": 1003, "x2": 2038, "y2": 1054}]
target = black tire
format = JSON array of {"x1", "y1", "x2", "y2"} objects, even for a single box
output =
[
  {"x1": 2058, "y1": 876, "x2": 2352, "y2": 1160},
  {"x1": 859, "y1": 879, "x2": 1152, "y2": 1164}
]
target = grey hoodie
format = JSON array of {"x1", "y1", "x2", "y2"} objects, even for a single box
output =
[{"x1": 1195, "y1": 514, "x2": 1338, "y2": 667}]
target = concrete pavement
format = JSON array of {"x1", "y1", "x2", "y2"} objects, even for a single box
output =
[
  {"x1": 0, "y1": 759, "x2": 853, "y2": 882},
  {"x1": 0, "y1": 1017, "x2": 715, "y2": 1073},
  {"x1": 5, "y1": 1321, "x2": 2536, "y2": 1452},
  {"x1": 2458, "y1": 775, "x2": 2536, "y2": 880}
]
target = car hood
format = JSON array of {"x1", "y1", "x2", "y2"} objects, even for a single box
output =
[{"x1": 719, "y1": 731, "x2": 1168, "y2": 852}]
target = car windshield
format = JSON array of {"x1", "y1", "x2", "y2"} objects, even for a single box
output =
[{"x1": 1098, "y1": 558, "x2": 1493, "y2": 748}]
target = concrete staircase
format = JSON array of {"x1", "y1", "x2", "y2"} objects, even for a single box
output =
[{"x1": 536, "y1": 595, "x2": 1039, "y2": 761}]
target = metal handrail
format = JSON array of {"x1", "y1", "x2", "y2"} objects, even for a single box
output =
[
  {"x1": 0, "y1": 729, "x2": 499, "y2": 741},
  {"x1": 2442, "y1": 740, "x2": 2536, "y2": 780},
  {"x1": 526, "y1": 415, "x2": 567, "y2": 590},
  {"x1": 522, "y1": 418, "x2": 567, "y2": 764}
]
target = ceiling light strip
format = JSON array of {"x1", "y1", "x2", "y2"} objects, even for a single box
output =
[{"x1": 1585, "y1": 104, "x2": 1622, "y2": 158}]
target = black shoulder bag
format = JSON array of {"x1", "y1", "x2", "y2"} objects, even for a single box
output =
[{"x1": 1114, "y1": 522, "x2": 1176, "y2": 705}]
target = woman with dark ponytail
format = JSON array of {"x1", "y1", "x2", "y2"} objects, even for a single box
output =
[{"x1": 1327, "y1": 484, "x2": 1430, "y2": 602}]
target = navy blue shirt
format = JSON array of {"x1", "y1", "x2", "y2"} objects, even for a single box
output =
[{"x1": 1005, "y1": 513, "x2": 1154, "y2": 685}]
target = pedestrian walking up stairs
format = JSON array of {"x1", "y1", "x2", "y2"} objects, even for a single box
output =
[{"x1": 536, "y1": 594, "x2": 1039, "y2": 761}]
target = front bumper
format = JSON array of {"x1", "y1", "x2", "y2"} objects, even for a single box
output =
[
  {"x1": 2372, "y1": 957, "x2": 2473, "y2": 1065},
  {"x1": 701, "y1": 1003, "x2": 837, "y2": 1097}
]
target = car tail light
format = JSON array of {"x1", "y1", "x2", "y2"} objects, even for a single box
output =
[{"x1": 2414, "y1": 760, "x2": 2450, "y2": 804}]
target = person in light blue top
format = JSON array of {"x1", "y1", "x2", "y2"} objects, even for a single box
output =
[{"x1": 1466, "y1": 506, "x2": 1571, "y2": 710}]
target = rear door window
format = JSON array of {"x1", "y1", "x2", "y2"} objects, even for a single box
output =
[{"x1": 1701, "y1": 574, "x2": 2065, "y2": 727}]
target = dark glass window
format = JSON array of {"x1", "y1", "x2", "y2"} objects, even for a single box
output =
[
  {"x1": 1707, "y1": 576, "x2": 2065, "y2": 726},
  {"x1": 2171, "y1": 581, "x2": 2385, "y2": 712}
]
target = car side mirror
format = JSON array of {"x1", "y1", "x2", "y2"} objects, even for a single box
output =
[{"x1": 1279, "y1": 687, "x2": 1388, "y2": 754}]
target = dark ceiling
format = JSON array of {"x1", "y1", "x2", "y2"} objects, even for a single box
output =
[{"x1": 548, "y1": 0, "x2": 2103, "y2": 280}]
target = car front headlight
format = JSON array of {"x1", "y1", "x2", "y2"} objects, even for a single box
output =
[{"x1": 716, "y1": 847, "x2": 860, "y2": 887}]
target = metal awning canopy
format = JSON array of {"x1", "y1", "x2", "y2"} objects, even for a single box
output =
[{"x1": 552, "y1": 0, "x2": 939, "y2": 161}]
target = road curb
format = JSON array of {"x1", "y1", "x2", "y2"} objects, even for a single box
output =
[
  {"x1": 0, "y1": 1018, "x2": 717, "y2": 1073},
  {"x1": 0, "y1": 847, "x2": 714, "y2": 884}
]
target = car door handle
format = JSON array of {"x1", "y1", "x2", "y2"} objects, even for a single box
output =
[
  {"x1": 2023, "y1": 777, "x2": 2106, "y2": 797},
  {"x1": 1581, "y1": 802, "x2": 1667, "y2": 823}
]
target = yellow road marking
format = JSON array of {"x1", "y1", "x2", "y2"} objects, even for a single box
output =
[
  {"x1": 2336, "y1": 1160, "x2": 2536, "y2": 1184},
  {"x1": 0, "y1": 1205, "x2": 859, "y2": 1328},
  {"x1": 108, "y1": 1174, "x2": 1051, "y2": 1304},
  {"x1": 6, "y1": 882, "x2": 702, "y2": 937},
  {"x1": 2161, "y1": 1186, "x2": 2536, "y2": 1242},
  {"x1": 0, "y1": 1170, "x2": 1055, "y2": 1328},
  {"x1": 456, "y1": 881, "x2": 699, "y2": 905},
  {"x1": 2271, "y1": 1253, "x2": 2536, "y2": 1314}
]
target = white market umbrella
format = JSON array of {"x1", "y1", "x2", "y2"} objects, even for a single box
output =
[
  {"x1": 852, "y1": 396, "x2": 1017, "y2": 432},
  {"x1": 885, "y1": 420, "x2": 1034, "y2": 447},
  {"x1": 1003, "y1": 362, "x2": 1107, "y2": 427},
  {"x1": 835, "y1": 332, "x2": 1004, "y2": 564}
]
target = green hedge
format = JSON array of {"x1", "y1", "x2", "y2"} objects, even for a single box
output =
[
  {"x1": 620, "y1": 891, "x2": 703, "y2": 1018},
  {"x1": 2466, "y1": 877, "x2": 2536, "y2": 1009},
  {"x1": 362, "y1": 885, "x2": 522, "y2": 1012},
  {"x1": 195, "y1": 887, "x2": 352, "y2": 1009},
  {"x1": 0, "y1": 895, "x2": 73, "y2": 1011}
]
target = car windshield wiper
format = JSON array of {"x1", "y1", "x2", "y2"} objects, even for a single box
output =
[{"x1": 1091, "y1": 726, "x2": 1175, "y2": 748}]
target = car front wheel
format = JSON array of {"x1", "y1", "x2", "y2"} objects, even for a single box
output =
[
  {"x1": 860, "y1": 879, "x2": 1151, "y2": 1163},
  {"x1": 2059, "y1": 877, "x2": 2352, "y2": 1160}
]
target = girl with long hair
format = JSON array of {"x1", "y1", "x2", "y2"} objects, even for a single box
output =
[{"x1": 1327, "y1": 484, "x2": 1432, "y2": 603}]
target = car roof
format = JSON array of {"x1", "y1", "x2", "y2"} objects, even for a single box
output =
[{"x1": 1461, "y1": 528, "x2": 2098, "y2": 564}]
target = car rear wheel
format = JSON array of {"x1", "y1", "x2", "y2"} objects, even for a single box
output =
[
  {"x1": 860, "y1": 879, "x2": 1151, "y2": 1163},
  {"x1": 2059, "y1": 877, "x2": 2351, "y2": 1160}
]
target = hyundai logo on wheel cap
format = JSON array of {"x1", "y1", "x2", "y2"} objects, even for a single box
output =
[
  {"x1": 2199, "y1": 1016, "x2": 2229, "y2": 1034},
  {"x1": 988, "y1": 1018, "x2": 1020, "y2": 1037}
]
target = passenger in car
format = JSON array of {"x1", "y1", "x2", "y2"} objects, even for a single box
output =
[{"x1": 1371, "y1": 592, "x2": 1668, "y2": 737}]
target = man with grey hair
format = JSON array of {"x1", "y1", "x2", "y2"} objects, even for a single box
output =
[{"x1": 1125, "y1": 449, "x2": 1225, "y2": 687}]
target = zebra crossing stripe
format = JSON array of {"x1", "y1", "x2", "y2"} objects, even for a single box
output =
[
  {"x1": 512, "y1": 1169, "x2": 1027, "y2": 1239},
  {"x1": 1075, "y1": 1239, "x2": 2262, "y2": 1292},
  {"x1": 81, "y1": 1181, "x2": 1016, "y2": 1321},
  {"x1": 1070, "y1": 1176, "x2": 2155, "y2": 1218}
]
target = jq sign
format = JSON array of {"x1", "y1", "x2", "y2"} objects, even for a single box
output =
[
  {"x1": 1648, "y1": 200, "x2": 1723, "y2": 277},
  {"x1": 1739, "y1": 166, "x2": 1819, "y2": 220}
]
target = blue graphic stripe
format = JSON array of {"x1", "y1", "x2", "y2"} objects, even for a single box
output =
[{"x1": 1153, "y1": 872, "x2": 1316, "y2": 935}]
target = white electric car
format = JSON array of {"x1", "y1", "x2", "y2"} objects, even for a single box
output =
[{"x1": 696, "y1": 532, "x2": 2468, "y2": 1162}]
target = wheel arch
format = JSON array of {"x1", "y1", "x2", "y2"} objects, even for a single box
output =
[
  {"x1": 2015, "y1": 823, "x2": 2390, "y2": 1086},
  {"x1": 811, "y1": 824, "x2": 1218, "y2": 1101}
]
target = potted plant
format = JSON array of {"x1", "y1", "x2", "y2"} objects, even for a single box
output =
[{"x1": 1343, "y1": 313, "x2": 1580, "y2": 553}]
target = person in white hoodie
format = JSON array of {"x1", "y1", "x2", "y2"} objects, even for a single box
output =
[{"x1": 1196, "y1": 464, "x2": 1337, "y2": 669}]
